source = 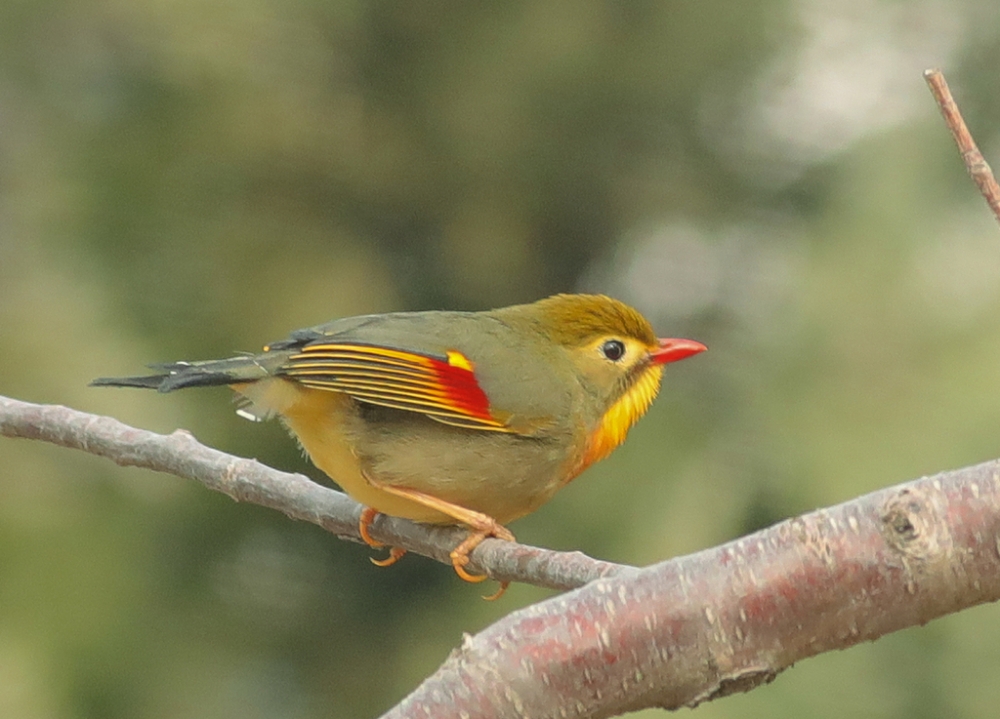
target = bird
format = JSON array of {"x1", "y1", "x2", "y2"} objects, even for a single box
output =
[{"x1": 93, "y1": 293, "x2": 706, "y2": 596}]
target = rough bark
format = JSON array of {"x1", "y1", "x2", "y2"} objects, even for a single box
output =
[
  {"x1": 5, "y1": 394, "x2": 1000, "y2": 716},
  {"x1": 386, "y1": 463, "x2": 1000, "y2": 717}
]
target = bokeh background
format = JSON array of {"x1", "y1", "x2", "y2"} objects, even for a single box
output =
[{"x1": 3, "y1": 1, "x2": 1000, "y2": 717}]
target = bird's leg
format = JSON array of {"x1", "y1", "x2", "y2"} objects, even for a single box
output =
[
  {"x1": 370, "y1": 484, "x2": 514, "y2": 599},
  {"x1": 358, "y1": 506, "x2": 383, "y2": 547},
  {"x1": 358, "y1": 506, "x2": 407, "y2": 568}
]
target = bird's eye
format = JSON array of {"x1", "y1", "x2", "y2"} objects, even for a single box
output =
[{"x1": 600, "y1": 339, "x2": 626, "y2": 362}]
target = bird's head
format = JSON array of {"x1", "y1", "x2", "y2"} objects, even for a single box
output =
[{"x1": 526, "y1": 293, "x2": 706, "y2": 467}]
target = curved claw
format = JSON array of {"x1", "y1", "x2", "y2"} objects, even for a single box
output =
[
  {"x1": 449, "y1": 523, "x2": 516, "y2": 599},
  {"x1": 451, "y1": 555, "x2": 489, "y2": 583},
  {"x1": 370, "y1": 546, "x2": 407, "y2": 568},
  {"x1": 482, "y1": 582, "x2": 510, "y2": 601},
  {"x1": 360, "y1": 507, "x2": 407, "y2": 567},
  {"x1": 450, "y1": 549, "x2": 508, "y2": 599},
  {"x1": 359, "y1": 506, "x2": 384, "y2": 548}
]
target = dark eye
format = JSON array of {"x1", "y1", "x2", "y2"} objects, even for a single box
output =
[{"x1": 600, "y1": 339, "x2": 626, "y2": 362}]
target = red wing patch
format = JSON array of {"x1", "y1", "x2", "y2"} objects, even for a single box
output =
[{"x1": 280, "y1": 342, "x2": 512, "y2": 432}]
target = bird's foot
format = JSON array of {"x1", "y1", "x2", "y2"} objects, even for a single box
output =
[
  {"x1": 359, "y1": 506, "x2": 407, "y2": 567},
  {"x1": 449, "y1": 521, "x2": 515, "y2": 600},
  {"x1": 359, "y1": 485, "x2": 516, "y2": 599}
]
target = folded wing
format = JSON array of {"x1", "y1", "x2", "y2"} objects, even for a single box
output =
[{"x1": 279, "y1": 342, "x2": 513, "y2": 432}]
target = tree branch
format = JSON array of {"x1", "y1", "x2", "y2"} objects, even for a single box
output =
[
  {"x1": 4, "y1": 66, "x2": 996, "y2": 719},
  {"x1": 6, "y1": 394, "x2": 1000, "y2": 716},
  {"x1": 925, "y1": 68, "x2": 1000, "y2": 226},
  {"x1": 0, "y1": 395, "x2": 627, "y2": 592},
  {"x1": 385, "y1": 460, "x2": 1000, "y2": 718}
]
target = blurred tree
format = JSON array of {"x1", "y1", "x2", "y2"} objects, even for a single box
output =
[{"x1": 4, "y1": 0, "x2": 1000, "y2": 717}]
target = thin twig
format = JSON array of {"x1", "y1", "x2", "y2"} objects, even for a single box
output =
[
  {"x1": 924, "y1": 68, "x2": 1000, "y2": 227},
  {"x1": 0, "y1": 395, "x2": 629, "y2": 592}
]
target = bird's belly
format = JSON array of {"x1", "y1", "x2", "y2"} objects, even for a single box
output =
[
  {"x1": 264, "y1": 383, "x2": 459, "y2": 523},
  {"x1": 251, "y1": 381, "x2": 577, "y2": 526},
  {"x1": 344, "y1": 403, "x2": 576, "y2": 525}
]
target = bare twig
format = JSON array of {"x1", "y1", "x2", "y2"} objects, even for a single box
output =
[
  {"x1": 0, "y1": 395, "x2": 628, "y2": 592},
  {"x1": 924, "y1": 68, "x2": 1000, "y2": 227}
]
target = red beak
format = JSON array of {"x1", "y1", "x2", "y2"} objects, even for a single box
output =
[{"x1": 650, "y1": 338, "x2": 707, "y2": 365}]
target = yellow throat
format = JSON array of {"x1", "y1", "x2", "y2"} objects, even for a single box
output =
[{"x1": 581, "y1": 364, "x2": 664, "y2": 470}]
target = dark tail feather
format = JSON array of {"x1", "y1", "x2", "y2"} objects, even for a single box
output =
[
  {"x1": 90, "y1": 374, "x2": 170, "y2": 390},
  {"x1": 91, "y1": 357, "x2": 272, "y2": 393}
]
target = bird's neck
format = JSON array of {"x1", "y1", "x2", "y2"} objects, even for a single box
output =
[{"x1": 576, "y1": 364, "x2": 664, "y2": 473}]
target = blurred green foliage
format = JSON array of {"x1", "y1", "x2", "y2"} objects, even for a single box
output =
[{"x1": 4, "y1": 1, "x2": 1000, "y2": 717}]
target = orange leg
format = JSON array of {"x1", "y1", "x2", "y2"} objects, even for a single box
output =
[
  {"x1": 358, "y1": 506, "x2": 384, "y2": 547},
  {"x1": 372, "y1": 484, "x2": 514, "y2": 599},
  {"x1": 359, "y1": 506, "x2": 407, "y2": 568}
]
